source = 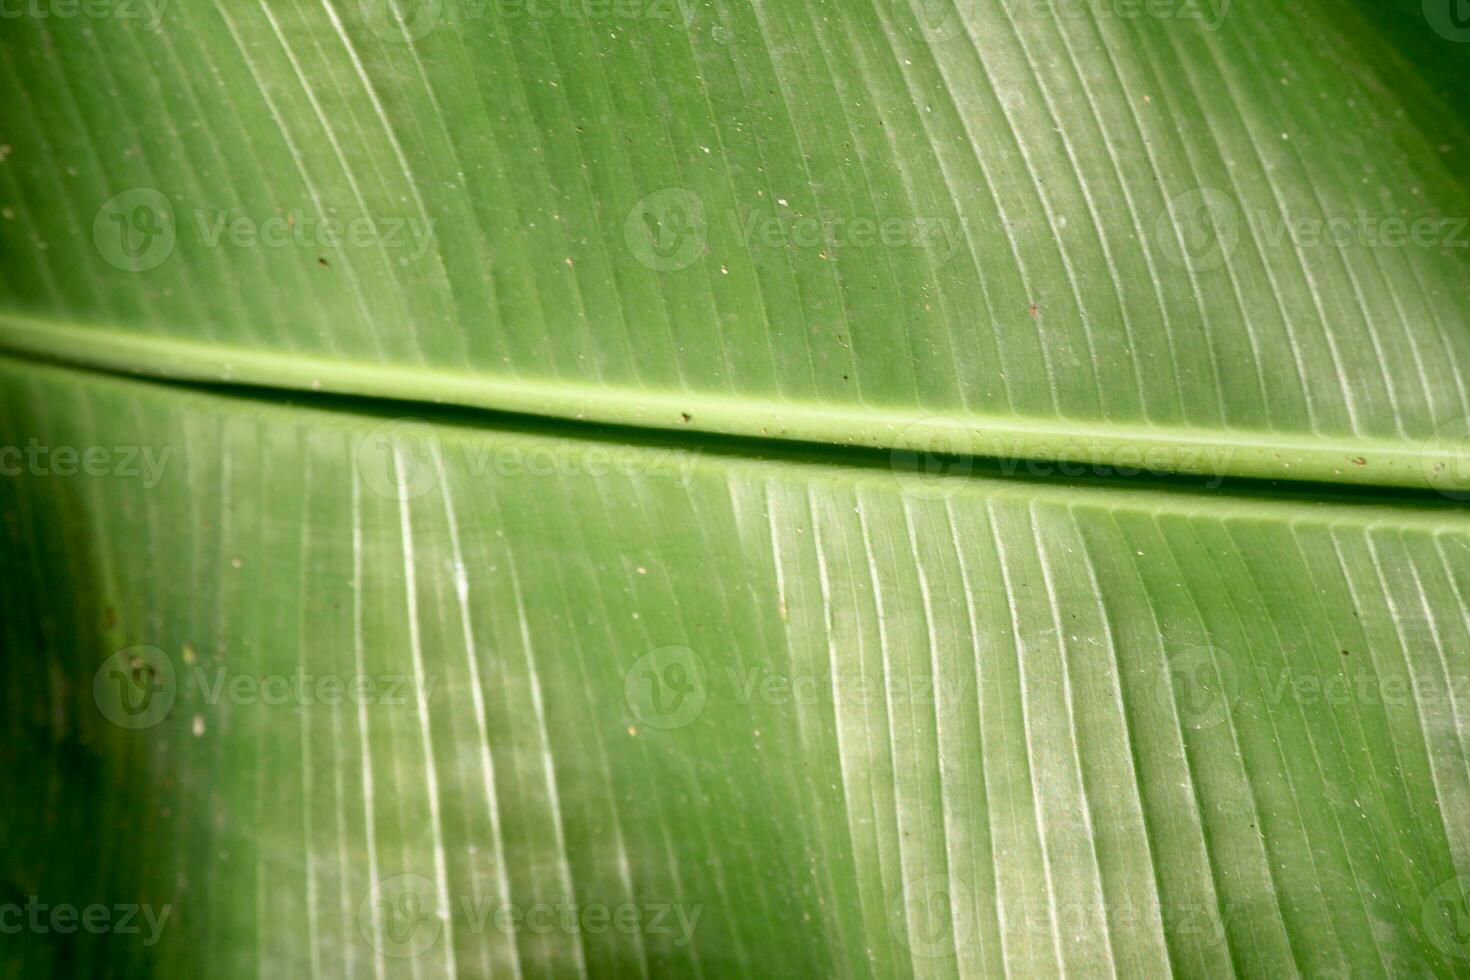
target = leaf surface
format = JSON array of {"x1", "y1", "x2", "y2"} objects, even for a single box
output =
[
  {"x1": 1, "y1": 0, "x2": 1469, "y2": 484},
  {"x1": 4, "y1": 356, "x2": 1470, "y2": 976},
  {"x1": 3, "y1": 2, "x2": 1470, "y2": 977}
]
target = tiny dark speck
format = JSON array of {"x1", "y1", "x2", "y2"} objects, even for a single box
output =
[
  {"x1": 318, "y1": 257, "x2": 329, "y2": 268},
  {"x1": 679, "y1": 412, "x2": 692, "y2": 423}
]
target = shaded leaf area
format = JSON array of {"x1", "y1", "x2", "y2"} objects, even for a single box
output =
[
  {"x1": 4, "y1": 356, "x2": 1469, "y2": 977},
  {"x1": 0, "y1": 0, "x2": 1468, "y2": 472}
]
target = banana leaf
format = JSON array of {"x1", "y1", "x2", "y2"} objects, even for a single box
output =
[{"x1": 2, "y1": 0, "x2": 1469, "y2": 976}]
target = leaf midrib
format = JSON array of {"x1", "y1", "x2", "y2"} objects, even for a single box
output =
[{"x1": 0, "y1": 309, "x2": 1457, "y2": 493}]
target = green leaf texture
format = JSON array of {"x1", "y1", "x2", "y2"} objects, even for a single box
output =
[
  {"x1": 4, "y1": 1, "x2": 1470, "y2": 977},
  {"x1": 1, "y1": 0, "x2": 1469, "y2": 484},
  {"x1": 4, "y1": 356, "x2": 1470, "y2": 976}
]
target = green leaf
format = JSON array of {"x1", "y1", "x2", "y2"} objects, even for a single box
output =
[
  {"x1": 1, "y1": 0, "x2": 1469, "y2": 485},
  {"x1": 3, "y1": 1, "x2": 1470, "y2": 977},
  {"x1": 4, "y1": 356, "x2": 1470, "y2": 976}
]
